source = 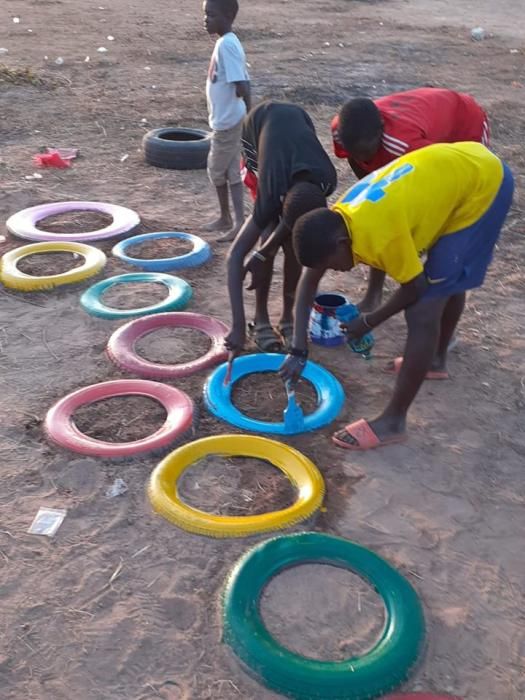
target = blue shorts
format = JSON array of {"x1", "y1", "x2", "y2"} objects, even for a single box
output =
[{"x1": 423, "y1": 163, "x2": 514, "y2": 298}]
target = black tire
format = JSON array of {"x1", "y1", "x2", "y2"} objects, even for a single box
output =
[{"x1": 142, "y1": 127, "x2": 211, "y2": 170}]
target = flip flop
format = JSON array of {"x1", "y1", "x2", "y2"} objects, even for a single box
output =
[
  {"x1": 277, "y1": 321, "x2": 294, "y2": 351},
  {"x1": 247, "y1": 322, "x2": 284, "y2": 353},
  {"x1": 383, "y1": 357, "x2": 449, "y2": 381},
  {"x1": 332, "y1": 418, "x2": 407, "y2": 451}
]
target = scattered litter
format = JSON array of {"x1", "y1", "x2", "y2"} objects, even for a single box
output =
[
  {"x1": 0, "y1": 48, "x2": 8, "y2": 55},
  {"x1": 510, "y1": 49, "x2": 519, "y2": 54},
  {"x1": 107, "y1": 35, "x2": 115, "y2": 41},
  {"x1": 323, "y1": 41, "x2": 330, "y2": 47},
  {"x1": 338, "y1": 42, "x2": 345, "y2": 48},
  {"x1": 28, "y1": 507, "x2": 67, "y2": 537},
  {"x1": 120, "y1": 153, "x2": 129, "y2": 162},
  {"x1": 44, "y1": 55, "x2": 48, "y2": 60},
  {"x1": 105, "y1": 478, "x2": 128, "y2": 498},
  {"x1": 25, "y1": 172, "x2": 43, "y2": 180},
  {"x1": 97, "y1": 46, "x2": 108, "y2": 53},
  {"x1": 151, "y1": 85, "x2": 157, "y2": 89},
  {"x1": 13, "y1": 17, "x2": 20, "y2": 24},
  {"x1": 144, "y1": 66, "x2": 151, "y2": 71},
  {"x1": 471, "y1": 27, "x2": 486, "y2": 41},
  {"x1": 98, "y1": 5, "x2": 105, "y2": 8},
  {"x1": 27, "y1": 29, "x2": 33, "y2": 33},
  {"x1": 140, "y1": 117, "x2": 148, "y2": 123},
  {"x1": 85, "y1": 56, "x2": 90, "y2": 62},
  {"x1": 33, "y1": 148, "x2": 77, "y2": 169},
  {"x1": 55, "y1": 57, "x2": 64, "y2": 66}
]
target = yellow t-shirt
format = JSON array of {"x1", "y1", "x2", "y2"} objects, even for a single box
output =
[{"x1": 332, "y1": 142, "x2": 504, "y2": 284}]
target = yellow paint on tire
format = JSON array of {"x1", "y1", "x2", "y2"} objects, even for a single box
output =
[
  {"x1": 148, "y1": 434, "x2": 325, "y2": 537},
  {"x1": 0, "y1": 241, "x2": 107, "y2": 291}
]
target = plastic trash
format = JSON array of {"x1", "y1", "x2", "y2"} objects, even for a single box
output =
[
  {"x1": 28, "y1": 507, "x2": 67, "y2": 537},
  {"x1": 105, "y1": 478, "x2": 128, "y2": 498},
  {"x1": 335, "y1": 302, "x2": 375, "y2": 358},
  {"x1": 55, "y1": 57, "x2": 64, "y2": 65},
  {"x1": 471, "y1": 27, "x2": 486, "y2": 41},
  {"x1": 0, "y1": 48, "x2": 9, "y2": 55}
]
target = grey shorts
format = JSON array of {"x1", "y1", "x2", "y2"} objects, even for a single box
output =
[{"x1": 207, "y1": 119, "x2": 243, "y2": 186}]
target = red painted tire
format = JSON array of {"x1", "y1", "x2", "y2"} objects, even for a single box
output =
[
  {"x1": 44, "y1": 379, "x2": 193, "y2": 457},
  {"x1": 107, "y1": 312, "x2": 229, "y2": 379},
  {"x1": 384, "y1": 694, "x2": 462, "y2": 699}
]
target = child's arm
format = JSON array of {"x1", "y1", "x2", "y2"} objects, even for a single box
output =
[
  {"x1": 225, "y1": 215, "x2": 263, "y2": 354},
  {"x1": 280, "y1": 266, "x2": 326, "y2": 383},
  {"x1": 244, "y1": 219, "x2": 289, "y2": 290},
  {"x1": 344, "y1": 272, "x2": 428, "y2": 340},
  {"x1": 235, "y1": 81, "x2": 251, "y2": 112}
]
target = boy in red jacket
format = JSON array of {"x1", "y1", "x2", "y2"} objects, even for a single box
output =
[{"x1": 331, "y1": 87, "x2": 490, "y2": 310}]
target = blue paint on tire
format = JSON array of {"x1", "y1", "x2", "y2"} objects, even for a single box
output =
[
  {"x1": 112, "y1": 231, "x2": 211, "y2": 272},
  {"x1": 204, "y1": 353, "x2": 345, "y2": 435},
  {"x1": 80, "y1": 272, "x2": 192, "y2": 320}
]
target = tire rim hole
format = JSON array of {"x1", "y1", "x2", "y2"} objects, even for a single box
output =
[
  {"x1": 177, "y1": 455, "x2": 296, "y2": 516},
  {"x1": 17, "y1": 251, "x2": 84, "y2": 276},
  {"x1": 135, "y1": 327, "x2": 212, "y2": 364},
  {"x1": 232, "y1": 372, "x2": 318, "y2": 422},
  {"x1": 73, "y1": 395, "x2": 167, "y2": 442},
  {"x1": 38, "y1": 210, "x2": 113, "y2": 234},
  {"x1": 260, "y1": 564, "x2": 386, "y2": 661},
  {"x1": 102, "y1": 282, "x2": 168, "y2": 309},
  {"x1": 160, "y1": 132, "x2": 206, "y2": 142},
  {"x1": 126, "y1": 238, "x2": 194, "y2": 260}
]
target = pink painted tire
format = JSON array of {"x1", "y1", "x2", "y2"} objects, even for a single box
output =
[
  {"x1": 44, "y1": 379, "x2": 193, "y2": 457},
  {"x1": 107, "y1": 312, "x2": 229, "y2": 379},
  {"x1": 6, "y1": 201, "x2": 140, "y2": 242}
]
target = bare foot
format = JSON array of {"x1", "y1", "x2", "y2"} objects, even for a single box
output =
[
  {"x1": 333, "y1": 415, "x2": 406, "y2": 447},
  {"x1": 201, "y1": 217, "x2": 232, "y2": 233},
  {"x1": 216, "y1": 222, "x2": 242, "y2": 243}
]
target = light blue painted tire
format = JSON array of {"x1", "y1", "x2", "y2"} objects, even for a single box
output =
[
  {"x1": 80, "y1": 272, "x2": 192, "y2": 320},
  {"x1": 112, "y1": 231, "x2": 211, "y2": 271},
  {"x1": 204, "y1": 353, "x2": 345, "y2": 435}
]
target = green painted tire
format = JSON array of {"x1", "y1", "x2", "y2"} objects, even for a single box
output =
[{"x1": 223, "y1": 532, "x2": 425, "y2": 699}]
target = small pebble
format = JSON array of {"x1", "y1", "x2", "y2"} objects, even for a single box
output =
[
  {"x1": 144, "y1": 66, "x2": 151, "y2": 71},
  {"x1": 120, "y1": 154, "x2": 129, "y2": 162},
  {"x1": 97, "y1": 46, "x2": 108, "y2": 53},
  {"x1": 13, "y1": 17, "x2": 20, "y2": 24},
  {"x1": 84, "y1": 56, "x2": 90, "y2": 62},
  {"x1": 55, "y1": 57, "x2": 64, "y2": 65},
  {"x1": 107, "y1": 35, "x2": 114, "y2": 41},
  {"x1": 471, "y1": 27, "x2": 486, "y2": 41}
]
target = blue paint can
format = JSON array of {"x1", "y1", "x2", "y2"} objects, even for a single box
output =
[{"x1": 309, "y1": 293, "x2": 348, "y2": 347}]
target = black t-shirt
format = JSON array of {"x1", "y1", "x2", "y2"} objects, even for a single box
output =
[{"x1": 242, "y1": 101, "x2": 338, "y2": 229}]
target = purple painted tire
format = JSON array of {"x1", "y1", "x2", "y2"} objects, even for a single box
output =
[{"x1": 6, "y1": 201, "x2": 140, "y2": 242}]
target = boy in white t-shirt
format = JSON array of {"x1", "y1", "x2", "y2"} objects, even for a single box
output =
[{"x1": 203, "y1": 0, "x2": 251, "y2": 241}]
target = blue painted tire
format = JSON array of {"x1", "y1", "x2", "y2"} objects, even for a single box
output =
[
  {"x1": 204, "y1": 353, "x2": 345, "y2": 435},
  {"x1": 80, "y1": 272, "x2": 192, "y2": 320},
  {"x1": 112, "y1": 231, "x2": 211, "y2": 272}
]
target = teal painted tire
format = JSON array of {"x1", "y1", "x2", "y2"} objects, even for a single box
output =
[
  {"x1": 223, "y1": 532, "x2": 425, "y2": 700},
  {"x1": 80, "y1": 272, "x2": 192, "y2": 320}
]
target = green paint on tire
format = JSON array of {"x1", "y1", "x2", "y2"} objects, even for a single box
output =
[{"x1": 223, "y1": 532, "x2": 425, "y2": 699}]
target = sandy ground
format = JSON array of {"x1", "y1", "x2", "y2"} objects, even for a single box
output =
[{"x1": 1, "y1": 0, "x2": 524, "y2": 698}]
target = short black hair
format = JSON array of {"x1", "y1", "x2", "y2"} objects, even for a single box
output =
[
  {"x1": 211, "y1": 0, "x2": 239, "y2": 21},
  {"x1": 338, "y1": 97, "x2": 382, "y2": 151},
  {"x1": 282, "y1": 182, "x2": 327, "y2": 229},
  {"x1": 292, "y1": 209, "x2": 343, "y2": 268}
]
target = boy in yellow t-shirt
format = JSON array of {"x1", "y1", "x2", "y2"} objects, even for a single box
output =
[{"x1": 281, "y1": 142, "x2": 514, "y2": 450}]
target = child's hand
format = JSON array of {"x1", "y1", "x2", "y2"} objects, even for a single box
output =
[
  {"x1": 279, "y1": 354, "x2": 306, "y2": 386},
  {"x1": 225, "y1": 327, "x2": 246, "y2": 357},
  {"x1": 341, "y1": 314, "x2": 371, "y2": 340},
  {"x1": 244, "y1": 251, "x2": 269, "y2": 291}
]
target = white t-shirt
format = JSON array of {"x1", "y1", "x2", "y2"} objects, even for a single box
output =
[{"x1": 206, "y1": 32, "x2": 249, "y2": 131}]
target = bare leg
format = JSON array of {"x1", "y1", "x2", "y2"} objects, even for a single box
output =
[
  {"x1": 202, "y1": 184, "x2": 232, "y2": 232},
  {"x1": 280, "y1": 236, "x2": 301, "y2": 326},
  {"x1": 359, "y1": 268, "x2": 386, "y2": 312},
  {"x1": 431, "y1": 292, "x2": 465, "y2": 371},
  {"x1": 217, "y1": 182, "x2": 245, "y2": 243},
  {"x1": 335, "y1": 296, "x2": 450, "y2": 445}
]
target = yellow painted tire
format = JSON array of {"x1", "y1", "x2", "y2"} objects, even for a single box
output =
[
  {"x1": 148, "y1": 434, "x2": 325, "y2": 537},
  {"x1": 0, "y1": 241, "x2": 107, "y2": 291}
]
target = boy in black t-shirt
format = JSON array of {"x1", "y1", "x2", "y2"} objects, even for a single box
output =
[{"x1": 226, "y1": 101, "x2": 337, "y2": 355}]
